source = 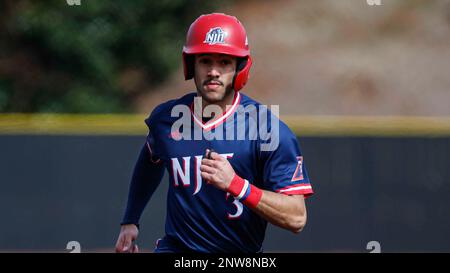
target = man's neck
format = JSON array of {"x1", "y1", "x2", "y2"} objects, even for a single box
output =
[
  {"x1": 203, "y1": 92, "x2": 235, "y2": 112},
  {"x1": 194, "y1": 91, "x2": 236, "y2": 121}
]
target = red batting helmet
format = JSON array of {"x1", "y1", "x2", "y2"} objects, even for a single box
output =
[{"x1": 182, "y1": 13, "x2": 252, "y2": 92}]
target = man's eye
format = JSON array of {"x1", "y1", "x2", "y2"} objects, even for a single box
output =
[{"x1": 221, "y1": 60, "x2": 231, "y2": 65}]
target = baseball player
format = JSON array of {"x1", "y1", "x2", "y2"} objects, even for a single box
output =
[{"x1": 115, "y1": 13, "x2": 313, "y2": 253}]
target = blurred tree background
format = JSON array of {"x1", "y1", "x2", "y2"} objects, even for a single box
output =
[
  {"x1": 0, "y1": 0, "x2": 223, "y2": 113},
  {"x1": 2, "y1": 0, "x2": 449, "y2": 116}
]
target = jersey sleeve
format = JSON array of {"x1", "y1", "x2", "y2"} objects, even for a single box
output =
[
  {"x1": 144, "y1": 104, "x2": 166, "y2": 163},
  {"x1": 121, "y1": 106, "x2": 167, "y2": 226},
  {"x1": 121, "y1": 143, "x2": 166, "y2": 226},
  {"x1": 145, "y1": 129, "x2": 162, "y2": 163},
  {"x1": 260, "y1": 123, "x2": 313, "y2": 198}
]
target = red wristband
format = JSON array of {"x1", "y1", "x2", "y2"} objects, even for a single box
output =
[
  {"x1": 242, "y1": 184, "x2": 262, "y2": 209},
  {"x1": 228, "y1": 174, "x2": 246, "y2": 197},
  {"x1": 227, "y1": 174, "x2": 262, "y2": 209}
]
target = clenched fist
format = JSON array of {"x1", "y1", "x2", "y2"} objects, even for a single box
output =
[{"x1": 200, "y1": 149, "x2": 236, "y2": 192}]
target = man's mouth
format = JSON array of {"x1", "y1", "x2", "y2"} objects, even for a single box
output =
[{"x1": 204, "y1": 80, "x2": 223, "y2": 87}]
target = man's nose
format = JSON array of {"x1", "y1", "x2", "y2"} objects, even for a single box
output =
[{"x1": 207, "y1": 65, "x2": 220, "y2": 77}]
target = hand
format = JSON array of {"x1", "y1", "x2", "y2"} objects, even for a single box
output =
[
  {"x1": 115, "y1": 224, "x2": 139, "y2": 253},
  {"x1": 200, "y1": 149, "x2": 236, "y2": 192}
]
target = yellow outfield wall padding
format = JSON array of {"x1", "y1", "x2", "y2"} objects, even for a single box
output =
[{"x1": 1, "y1": 114, "x2": 450, "y2": 136}]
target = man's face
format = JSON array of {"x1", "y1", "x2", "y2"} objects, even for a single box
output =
[{"x1": 194, "y1": 53, "x2": 237, "y2": 103}]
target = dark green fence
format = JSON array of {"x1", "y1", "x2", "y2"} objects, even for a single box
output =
[{"x1": 1, "y1": 135, "x2": 449, "y2": 252}]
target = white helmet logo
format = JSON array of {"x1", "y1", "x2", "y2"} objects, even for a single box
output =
[{"x1": 204, "y1": 27, "x2": 227, "y2": 45}]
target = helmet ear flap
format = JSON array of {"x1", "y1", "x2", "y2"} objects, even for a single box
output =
[
  {"x1": 183, "y1": 53, "x2": 195, "y2": 80},
  {"x1": 233, "y1": 56, "x2": 252, "y2": 91}
]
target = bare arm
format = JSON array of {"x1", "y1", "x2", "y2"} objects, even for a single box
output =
[
  {"x1": 200, "y1": 150, "x2": 307, "y2": 233},
  {"x1": 255, "y1": 191, "x2": 306, "y2": 233}
]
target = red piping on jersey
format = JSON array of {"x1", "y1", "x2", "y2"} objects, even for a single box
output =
[
  {"x1": 276, "y1": 184, "x2": 313, "y2": 197},
  {"x1": 146, "y1": 141, "x2": 161, "y2": 164},
  {"x1": 190, "y1": 91, "x2": 241, "y2": 131}
]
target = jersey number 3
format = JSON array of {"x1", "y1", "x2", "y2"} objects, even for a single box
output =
[{"x1": 226, "y1": 193, "x2": 243, "y2": 219}]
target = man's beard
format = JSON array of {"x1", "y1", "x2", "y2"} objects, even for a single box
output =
[{"x1": 196, "y1": 80, "x2": 234, "y2": 104}]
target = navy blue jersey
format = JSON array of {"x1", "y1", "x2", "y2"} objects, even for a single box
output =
[{"x1": 122, "y1": 91, "x2": 313, "y2": 253}]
